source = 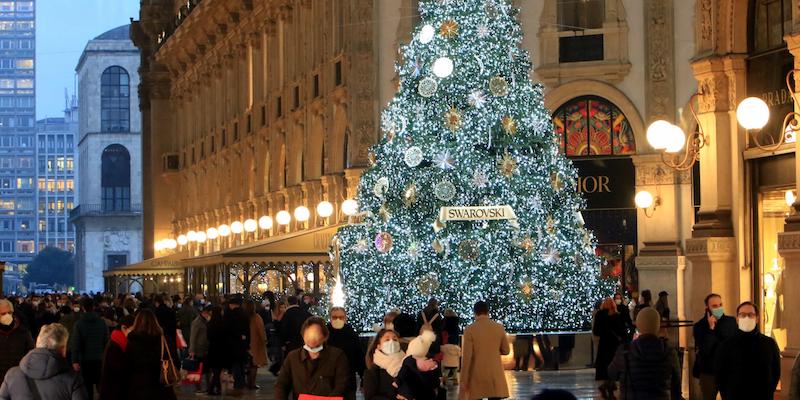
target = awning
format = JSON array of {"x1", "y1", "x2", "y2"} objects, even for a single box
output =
[
  {"x1": 103, "y1": 251, "x2": 189, "y2": 277},
  {"x1": 180, "y1": 224, "x2": 342, "y2": 268}
]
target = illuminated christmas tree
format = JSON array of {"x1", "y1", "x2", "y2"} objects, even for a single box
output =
[{"x1": 332, "y1": 0, "x2": 613, "y2": 332}]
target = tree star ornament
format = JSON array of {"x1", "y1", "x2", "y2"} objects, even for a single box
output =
[
  {"x1": 502, "y1": 115, "x2": 518, "y2": 135},
  {"x1": 471, "y1": 169, "x2": 489, "y2": 189},
  {"x1": 379, "y1": 203, "x2": 391, "y2": 222},
  {"x1": 520, "y1": 282, "x2": 534, "y2": 298},
  {"x1": 439, "y1": 20, "x2": 459, "y2": 38},
  {"x1": 444, "y1": 107, "x2": 463, "y2": 131},
  {"x1": 434, "y1": 150, "x2": 456, "y2": 170},
  {"x1": 518, "y1": 236, "x2": 535, "y2": 255},
  {"x1": 468, "y1": 90, "x2": 487, "y2": 108},
  {"x1": 498, "y1": 152, "x2": 517, "y2": 178}
]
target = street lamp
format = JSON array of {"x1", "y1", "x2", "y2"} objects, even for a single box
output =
[
  {"x1": 341, "y1": 199, "x2": 359, "y2": 216},
  {"x1": 276, "y1": 211, "x2": 291, "y2": 225},
  {"x1": 244, "y1": 219, "x2": 258, "y2": 233},
  {"x1": 258, "y1": 216, "x2": 273, "y2": 230},
  {"x1": 230, "y1": 221, "x2": 244, "y2": 234},
  {"x1": 736, "y1": 70, "x2": 800, "y2": 151},
  {"x1": 206, "y1": 227, "x2": 219, "y2": 240},
  {"x1": 294, "y1": 206, "x2": 310, "y2": 222},
  {"x1": 218, "y1": 224, "x2": 231, "y2": 237},
  {"x1": 177, "y1": 235, "x2": 188, "y2": 246},
  {"x1": 317, "y1": 201, "x2": 334, "y2": 219},
  {"x1": 646, "y1": 93, "x2": 708, "y2": 171},
  {"x1": 635, "y1": 190, "x2": 660, "y2": 218}
]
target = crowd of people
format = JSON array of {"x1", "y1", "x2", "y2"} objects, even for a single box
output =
[
  {"x1": 591, "y1": 290, "x2": 782, "y2": 400},
  {"x1": 0, "y1": 287, "x2": 792, "y2": 400}
]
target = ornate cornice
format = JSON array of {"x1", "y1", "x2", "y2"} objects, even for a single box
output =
[{"x1": 685, "y1": 237, "x2": 736, "y2": 261}]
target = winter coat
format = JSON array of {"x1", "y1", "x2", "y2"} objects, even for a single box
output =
[
  {"x1": 58, "y1": 313, "x2": 79, "y2": 336},
  {"x1": 441, "y1": 344, "x2": 461, "y2": 368},
  {"x1": 0, "y1": 348, "x2": 86, "y2": 400},
  {"x1": 0, "y1": 319, "x2": 34, "y2": 380},
  {"x1": 176, "y1": 306, "x2": 197, "y2": 347},
  {"x1": 362, "y1": 364, "x2": 398, "y2": 400},
  {"x1": 223, "y1": 307, "x2": 250, "y2": 363},
  {"x1": 70, "y1": 312, "x2": 109, "y2": 364},
  {"x1": 392, "y1": 313, "x2": 417, "y2": 339},
  {"x1": 249, "y1": 314, "x2": 268, "y2": 367},
  {"x1": 607, "y1": 335, "x2": 681, "y2": 400},
  {"x1": 692, "y1": 313, "x2": 736, "y2": 377},
  {"x1": 274, "y1": 346, "x2": 352, "y2": 400},
  {"x1": 99, "y1": 330, "x2": 127, "y2": 400},
  {"x1": 459, "y1": 315, "x2": 510, "y2": 400},
  {"x1": 278, "y1": 305, "x2": 310, "y2": 352},
  {"x1": 124, "y1": 332, "x2": 177, "y2": 400},
  {"x1": 188, "y1": 316, "x2": 208, "y2": 358},
  {"x1": 715, "y1": 329, "x2": 781, "y2": 400},
  {"x1": 205, "y1": 318, "x2": 227, "y2": 369},
  {"x1": 154, "y1": 305, "x2": 177, "y2": 363},
  {"x1": 593, "y1": 309, "x2": 626, "y2": 381},
  {"x1": 396, "y1": 356, "x2": 442, "y2": 400},
  {"x1": 327, "y1": 323, "x2": 365, "y2": 400}
]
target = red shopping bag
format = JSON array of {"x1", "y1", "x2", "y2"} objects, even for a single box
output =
[
  {"x1": 181, "y1": 361, "x2": 203, "y2": 385},
  {"x1": 176, "y1": 329, "x2": 187, "y2": 349},
  {"x1": 298, "y1": 395, "x2": 344, "y2": 400}
]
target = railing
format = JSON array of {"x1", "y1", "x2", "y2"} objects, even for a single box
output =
[
  {"x1": 156, "y1": 0, "x2": 203, "y2": 49},
  {"x1": 69, "y1": 203, "x2": 143, "y2": 219}
]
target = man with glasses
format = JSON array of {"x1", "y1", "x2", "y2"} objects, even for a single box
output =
[
  {"x1": 693, "y1": 293, "x2": 737, "y2": 400},
  {"x1": 326, "y1": 307, "x2": 364, "y2": 400},
  {"x1": 715, "y1": 301, "x2": 780, "y2": 400}
]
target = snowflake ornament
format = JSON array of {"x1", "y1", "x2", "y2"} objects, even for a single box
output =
[
  {"x1": 434, "y1": 150, "x2": 456, "y2": 170},
  {"x1": 471, "y1": 169, "x2": 489, "y2": 189},
  {"x1": 468, "y1": 90, "x2": 487, "y2": 108}
]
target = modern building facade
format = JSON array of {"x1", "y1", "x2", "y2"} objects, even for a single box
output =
[
  {"x1": 35, "y1": 98, "x2": 78, "y2": 254},
  {"x1": 0, "y1": 0, "x2": 36, "y2": 271},
  {"x1": 128, "y1": 0, "x2": 800, "y2": 397},
  {"x1": 71, "y1": 25, "x2": 143, "y2": 293}
]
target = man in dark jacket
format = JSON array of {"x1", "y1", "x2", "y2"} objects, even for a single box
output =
[
  {"x1": 224, "y1": 296, "x2": 250, "y2": 391},
  {"x1": 279, "y1": 296, "x2": 311, "y2": 353},
  {"x1": 0, "y1": 323, "x2": 87, "y2": 400},
  {"x1": 326, "y1": 307, "x2": 365, "y2": 400},
  {"x1": 693, "y1": 293, "x2": 737, "y2": 400},
  {"x1": 715, "y1": 301, "x2": 780, "y2": 400},
  {"x1": 0, "y1": 299, "x2": 34, "y2": 381},
  {"x1": 608, "y1": 307, "x2": 681, "y2": 400},
  {"x1": 69, "y1": 298, "x2": 108, "y2": 399},
  {"x1": 153, "y1": 294, "x2": 178, "y2": 364},
  {"x1": 275, "y1": 317, "x2": 351, "y2": 400}
]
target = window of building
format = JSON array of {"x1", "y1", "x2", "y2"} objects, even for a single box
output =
[
  {"x1": 56, "y1": 157, "x2": 64, "y2": 172},
  {"x1": 0, "y1": 59, "x2": 12, "y2": 69},
  {"x1": 18, "y1": 40, "x2": 31, "y2": 49},
  {"x1": 16, "y1": 177, "x2": 31, "y2": 189},
  {"x1": 66, "y1": 157, "x2": 73, "y2": 172},
  {"x1": 16, "y1": 21, "x2": 32, "y2": 31},
  {"x1": 551, "y1": 96, "x2": 636, "y2": 157},
  {"x1": 18, "y1": 136, "x2": 29, "y2": 147},
  {"x1": 66, "y1": 135, "x2": 73, "y2": 150},
  {"x1": 18, "y1": 156, "x2": 31, "y2": 168},
  {"x1": 17, "y1": 240, "x2": 33, "y2": 253},
  {"x1": 37, "y1": 219, "x2": 45, "y2": 231},
  {"x1": 100, "y1": 66, "x2": 130, "y2": 133},
  {"x1": 16, "y1": 2, "x2": 32, "y2": 12},
  {"x1": 0, "y1": 240, "x2": 11, "y2": 253},
  {"x1": 101, "y1": 144, "x2": 131, "y2": 211},
  {"x1": 16, "y1": 79, "x2": 32, "y2": 88},
  {"x1": 66, "y1": 179, "x2": 73, "y2": 192},
  {"x1": 335, "y1": 61, "x2": 343, "y2": 86},
  {"x1": 0, "y1": 199, "x2": 13, "y2": 209},
  {"x1": 18, "y1": 219, "x2": 28, "y2": 230},
  {"x1": 56, "y1": 180, "x2": 64, "y2": 192},
  {"x1": 16, "y1": 59, "x2": 33, "y2": 69},
  {"x1": 36, "y1": 178, "x2": 44, "y2": 190},
  {"x1": 106, "y1": 254, "x2": 127, "y2": 269},
  {"x1": 557, "y1": 0, "x2": 605, "y2": 31},
  {"x1": 0, "y1": 136, "x2": 11, "y2": 146},
  {"x1": 0, "y1": 97, "x2": 12, "y2": 108},
  {"x1": 17, "y1": 97, "x2": 33, "y2": 107},
  {"x1": 46, "y1": 179, "x2": 54, "y2": 192},
  {"x1": 0, "y1": 22, "x2": 14, "y2": 31},
  {"x1": 0, "y1": 157, "x2": 12, "y2": 168},
  {"x1": 0, "y1": 79, "x2": 13, "y2": 89},
  {"x1": 0, "y1": 178, "x2": 10, "y2": 188},
  {"x1": 0, "y1": 3, "x2": 13, "y2": 12}
]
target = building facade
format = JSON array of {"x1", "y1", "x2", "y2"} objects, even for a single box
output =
[
  {"x1": 35, "y1": 99, "x2": 78, "y2": 254},
  {"x1": 0, "y1": 0, "x2": 36, "y2": 273},
  {"x1": 71, "y1": 25, "x2": 143, "y2": 293},
  {"x1": 130, "y1": 0, "x2": 800, "y2": 397}
]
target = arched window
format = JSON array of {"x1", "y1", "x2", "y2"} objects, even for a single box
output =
[
  {"x1": 552, "y1": 96, "x2": 635, "y2": 157},
  {"x1": 101, "y1": 66, "x2": 130, "y2": 133},
  {"x1": 101, "y1": 145, "x2": 131, "y2": 211}
]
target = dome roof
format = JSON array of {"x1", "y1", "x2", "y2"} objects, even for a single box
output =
[{"x1": 93, "y1": 24, "x2": 130, "y2": 41}]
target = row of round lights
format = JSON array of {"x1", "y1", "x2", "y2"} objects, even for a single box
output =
[{"x1": 154, "y1": 200, "x2": 361, "y2": 251}]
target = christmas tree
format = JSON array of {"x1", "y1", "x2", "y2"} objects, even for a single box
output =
[{"x1": 332, "y1": 0, "x2": 613, "y2": 332}]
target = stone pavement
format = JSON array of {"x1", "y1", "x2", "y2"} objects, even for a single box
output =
[{"x1": 176, "y1": 368, "x2": 601, "y2": 399}]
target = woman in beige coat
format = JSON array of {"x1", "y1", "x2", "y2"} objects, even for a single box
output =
[
  {"x1": 243, "y1": 300, "x2": 268, "y2": 390},
  {"x1": 459, "y1": 301, "x2": 510, "y2": 400}
]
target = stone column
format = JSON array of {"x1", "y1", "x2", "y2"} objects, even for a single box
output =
[{"x1": 778, "y1": 32, "x2": 800, "y2": 398}]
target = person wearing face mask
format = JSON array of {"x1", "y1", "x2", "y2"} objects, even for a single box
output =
[
  {"x1": 98, "y1": 314, "x2": 134, "y2": 400},
  {"x1": 275, "y1": 316, "x2": 351, "y2": 400},
  {"x1": 692, "y1": 293, "x2": 737, "y2": 400},
  {"x1": 363, "y1": 329, "x2": 403, "y2": 400},
  {"x1": 0, "y1": 299, "x2": 34, "y2": 381},
  {"x1": 326, "y1": 307, "x2": 365, "y2": 400},
  {"x1": 714, "y1": 301, "x2": 780, "y2": 400},
  {"x1": 614, "y1": 293, "x2": 634, "y2": 341}
]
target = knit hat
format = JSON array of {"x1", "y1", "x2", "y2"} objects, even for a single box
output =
[
  {"x1": 406, "y1": 334, "x2": 433, "y2": 359},
  {"x1": 636, "y1": 306, "x2": 660, "y2": 335}
]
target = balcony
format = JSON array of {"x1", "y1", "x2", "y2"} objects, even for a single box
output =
[{"x1": 69, "y1": 203, "x2": 142, "y2": 220}]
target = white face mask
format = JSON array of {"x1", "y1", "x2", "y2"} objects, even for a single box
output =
[
  {"x1": 738, "y1": 317, "x2": 757, "y2": 333},
  {"x1": 0, "y1": 314, "x2": 13, "y2": 326},
  {"x1": 303, "y1": 344, "x2": 323, "y2": 354},
  {"x1": 381, "y1": 340, "x2": 401, "y2": 355},
  {"x1": 331, "y1": 320, "x2": 345, "y2": 330},
  {"x1": 73, "y1": 306, "x2": 81, "y2": 313}
]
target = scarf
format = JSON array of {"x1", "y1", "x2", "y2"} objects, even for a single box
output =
[{"x1": 373, "y1": 350, "x2": 404, "y2": 378}]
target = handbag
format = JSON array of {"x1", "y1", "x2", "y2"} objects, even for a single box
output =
[
  {"x1": 160, "y1": 335, "x2": 180, "y2": 386},
  {"x1": 298, "y1": 396, "x2": 344, "y2": 400}
]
